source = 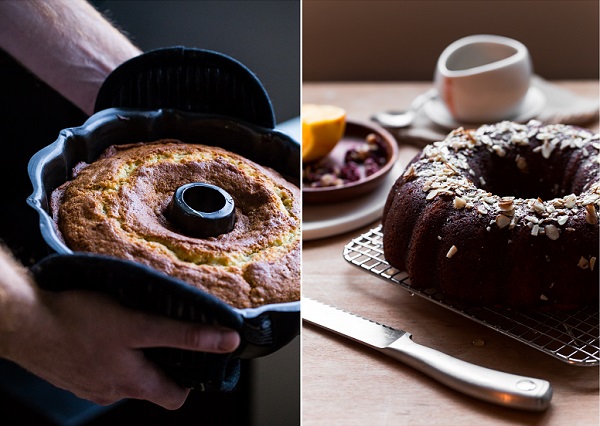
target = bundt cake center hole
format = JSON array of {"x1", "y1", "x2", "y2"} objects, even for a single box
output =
[
  {"x1": 473, "y1": 156, "x2": 571, "y2": 200},
  {"x1": 167, "y1": 183, "x2": 236, "y2": 238},
  {"x1": 182, "y1": 185, "x2": 226, "y2": 213},
  {"x1": 481, "y1": 178, "x2": 561, "y2": 200}
]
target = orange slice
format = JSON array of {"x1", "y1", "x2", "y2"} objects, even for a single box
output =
[{"x1": 302, "y1": 104, "x2": 346, "y2": 163}]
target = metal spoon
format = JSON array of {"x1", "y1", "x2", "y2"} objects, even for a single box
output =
[{"x1": 371, "y1": 89, "x2": 437, "y2": 128}]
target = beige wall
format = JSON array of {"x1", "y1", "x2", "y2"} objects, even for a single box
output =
[{"x1": 303, "y1": 0, "x2": 599, "y2": 81}]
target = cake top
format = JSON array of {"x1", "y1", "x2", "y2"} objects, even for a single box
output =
[
  {"x1": 402, "y1": 121, "x2": 600, "y2": 242},
  {"x1": 53, "y1": 141, "x2": 301, "y2": 308}
]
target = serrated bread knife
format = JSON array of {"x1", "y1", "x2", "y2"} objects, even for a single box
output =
[{"x1": 302, "y1": 297, "x2": 552, "y2": 411}]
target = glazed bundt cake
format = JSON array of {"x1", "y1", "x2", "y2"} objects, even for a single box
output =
[
  {"x1": 382, "y1": 120, "x2": 599, "y2": 310},
  {"x1": 51, "y1": 140, "x2": 300, "y2": 309}
]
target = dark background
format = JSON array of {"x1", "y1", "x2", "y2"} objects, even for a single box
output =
[{"x1": 96, "y1": 0, "x2": 301, "y2": 124}]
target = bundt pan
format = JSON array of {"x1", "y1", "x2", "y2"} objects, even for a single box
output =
[{"x1": 26, "y1": 47, "x2": 300, "y2": 391}]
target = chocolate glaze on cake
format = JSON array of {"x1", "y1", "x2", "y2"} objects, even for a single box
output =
[
  {"x1": 382, "y1": 121, "x2": 599, "y2": 310},
  {"x1": 51, "y1": 140, "x2": 300, "y2": 309}
]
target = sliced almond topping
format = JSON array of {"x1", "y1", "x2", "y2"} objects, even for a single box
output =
[
  {"x1": 540, "y1": 294, "x2": 548, "y2": 301},
  {"x1": 498, "y1": 199, "x2": 514, "y2": 211},
  {"x1": 531, "y1": 224, "x2": 540, "y2": 236},
  {"x1": 532, "y1": 197, "x2": 546, "y2": 214},
  {"x1": 512, "y1": 131, "x2": 529, "y2": 145},
  {"x1": 536, "y1": 131, "x2": 552, "y2": 141},
  {"x1": 560, "y1": 139, "x2": 572, "y2": 150},
  {"x1": 540, "y1": 139, "x2": 555, "y2": 159},
  {"x1": 585, "y1": 204, "x2": 598, "y2": 224},
  {"x1": 446, "y1": 163, "x2": 459, "y2": 174},
  {"x1": 496, "y1": 214, "x2": 511, "y2": 229},
  {"x1": 453, "y1": 196, "x2": 466, "y2": 209},
  {"x1": 477, "y1": 204, "x2": 488, "y2": 215},
  {"x1": 582, "y1": 193, "x2": 600, "y2": 205},
  {"x1": 545, "y1": 224, "x2": 560, "y2": 240},
  {"x1": 492, "y1": 144, "x2": 506, "y2": 157},
  {"x1": 426, "y1": 190, "x2": 439, "y2": 200},
  {"x1": 591, "y1": 257, "x2": 597, "y2": 271},
  {"x1": 446, "y1": 245, "x2": 458, "y2": 258},
  {"x1": 403, "y1": 164, "x2": 416, "y2": 181},
  {"x1": 564, "y1": 194, "x2": 577, "y2": 209}
]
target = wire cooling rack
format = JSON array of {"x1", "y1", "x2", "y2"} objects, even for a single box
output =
[{"x1": 343, "y1": 225, "x2": 600, "y2": 366}]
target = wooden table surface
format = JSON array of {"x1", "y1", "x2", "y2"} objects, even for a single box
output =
[{"x1": 301, "y1": 81, "x2": 599, "y2": 425}]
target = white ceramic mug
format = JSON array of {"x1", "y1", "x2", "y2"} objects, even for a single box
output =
[{"x1": 434, "y1": 35, "x2": 532, "y2": 123}]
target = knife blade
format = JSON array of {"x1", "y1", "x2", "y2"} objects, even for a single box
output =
[{"x1": 302, "y1": 297, "x2": 552, "y2": 411}]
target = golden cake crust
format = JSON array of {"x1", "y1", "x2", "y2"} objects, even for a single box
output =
[{"x1": 52, "y1": 140, "x2": 300, "y2": 309}]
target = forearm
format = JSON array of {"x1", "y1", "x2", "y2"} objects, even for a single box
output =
[
  {"x1": 0, "y1": 0, "x2": 141, "y2": 115},
  {"x1": 0, "y1": 246, "x2": 37, "y2": 359}
]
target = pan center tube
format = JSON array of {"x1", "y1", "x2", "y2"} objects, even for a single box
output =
[{"x1": 167, "y1": 182, "x2": 236, "y2": 238}]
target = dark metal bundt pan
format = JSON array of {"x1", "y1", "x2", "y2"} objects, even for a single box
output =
[{"x1": 27, "y1": 107, "x2": 300, "y2": 389}]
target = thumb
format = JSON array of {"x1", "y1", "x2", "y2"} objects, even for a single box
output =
[{"x1": 129, "y1": 313, "x2": 241, "y2": 353}]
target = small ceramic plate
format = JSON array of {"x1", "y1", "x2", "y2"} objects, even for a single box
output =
[
  {"x1": 302, "y1": 160, "x2": 404, "y2": 240},
  {"x1": 423, "y1": 86, "x2": 546, "y2": 129},
  {"x1": 302, "y1": 121, "x2": 398, "y2": 204}
]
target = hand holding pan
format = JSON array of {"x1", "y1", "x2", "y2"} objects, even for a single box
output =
[{"x1": 27, "y1": 48, "x2": 300, "y2": 390}]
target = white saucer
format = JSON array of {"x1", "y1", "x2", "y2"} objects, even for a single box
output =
[
  {"x1": 423, "y1": 86, "x2": 546, "y2": 130},
  {"x1": 303, "y1": 160, "x2": 404, "y2": 241}
]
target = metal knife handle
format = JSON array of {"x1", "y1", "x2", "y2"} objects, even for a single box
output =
[{"x1": 381, "y1": 334, "x2": 552, "y2": 411}]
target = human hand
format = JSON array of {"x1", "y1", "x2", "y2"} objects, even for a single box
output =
[{"x1": 1, "y1": 284, "x2": 239, "y2": 410}]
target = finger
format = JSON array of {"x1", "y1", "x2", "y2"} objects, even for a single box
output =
[
  {"x1": 132, "y1": 354, "x2": 191, "y2": 410},
  {"x1": 129, "y1": 314, "x2": 241, "y2": 353}
]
